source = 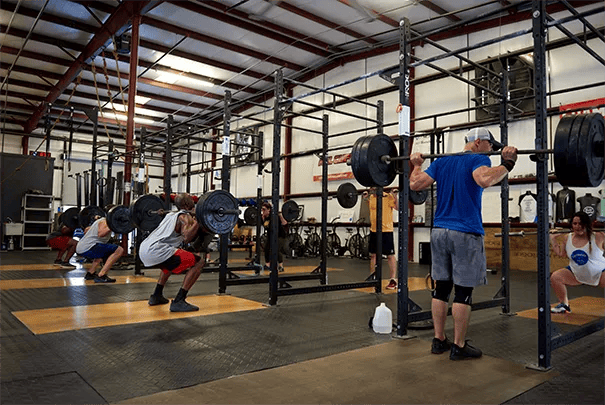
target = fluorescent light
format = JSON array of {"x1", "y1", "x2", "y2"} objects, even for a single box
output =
[
  {"x1": 109, "y1": 96, "x2": 152, "y2": 112},
  {"x1": 155, "y1": 71, "x2": 214, "y2": 87},
  {"x1": 101, "y1": 112, "x2": 158, "y2": 126}
]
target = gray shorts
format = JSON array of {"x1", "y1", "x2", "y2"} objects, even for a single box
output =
[{"x1": 430, "y1": 228, "x2": 487, "y2": 287}]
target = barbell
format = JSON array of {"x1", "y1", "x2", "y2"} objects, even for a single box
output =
[
  {"x1": 494, "y1": 228, "x2": 605, "y2": 238},
  {"x1": 350, "y1": 113, "x2": 604, "y2": 188},
  {"x1": 125, "y1": 190, "x2": 240, "y2": 235},
  {"x1": 242, "y1": 200, "x2": 301, "y2": 226},
  {"x1": 336, "y1": 182, "x2": 428, "y2": 208}
]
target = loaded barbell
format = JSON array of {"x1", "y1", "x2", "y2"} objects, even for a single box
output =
[
  {"x1": 126, "y1": 190, "x2": 241, "y2": 235},
  {"x1": 336, "y1": 182, "x2": 428, "y2": 208},
  {"x1": 350, "y1": 113, "x2": 604, "y2": 188},
  {"x1": 242, "y1": 199, "x2": 301, "y2": 226}
]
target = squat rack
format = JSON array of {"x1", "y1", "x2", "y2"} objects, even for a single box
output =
[{"x1": 394, "y1": 0, "x2": 604, "y2": 370}]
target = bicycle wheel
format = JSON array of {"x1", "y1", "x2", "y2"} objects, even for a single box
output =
[
  {"x1": 305, "y1": 233, "x2": 321, "y2": 257},
  {"x1": 347, "y1": 234, "x2": 362, "y2": 258}
]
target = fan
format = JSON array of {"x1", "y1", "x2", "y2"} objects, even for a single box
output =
[{"x1": 473, "y1": 56, "x2": 534, "y2": 120}]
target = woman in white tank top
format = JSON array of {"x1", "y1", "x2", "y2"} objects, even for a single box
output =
[{"x1": 549, "y1": 211, "x2": 605, "y2": 313}]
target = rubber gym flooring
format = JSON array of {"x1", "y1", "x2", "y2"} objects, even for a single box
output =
[{"x1": 1, "y1": 249, "x2": 603, "y2": 404}]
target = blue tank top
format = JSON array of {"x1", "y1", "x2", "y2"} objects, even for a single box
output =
[{"x1": 425, "y1": 153, "x2": 491, "y2": 235}]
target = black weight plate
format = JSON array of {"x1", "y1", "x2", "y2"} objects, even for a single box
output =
[
  {"x1": 337, "y1": 182, "x2": 358, "y2": 208},
  {"x1": 351, "y1": 136, "x2": 372, "y2": 187},
  {"x1": 196, "y1": 190, "x2": 239, "y2": 235},
  {"x1": 131, "y1": 194, "x2": 164, "y2": 232},
  {"x1": 244, "y1": 206, "x2": 258, "y2": 226},
  {"x1": 78, "y1": 205, "x2": 105, "y2": 228},
  {"x1": 566, "y1": 114, "x2": 586, "y2": 187},
  {"x1": 353, "y1": 135, "x2": 398, "y2": 187},
  {"x1": 553, "y1": 114, "x2": 576, "y2": 187},
  {"x1": 577, "y1": 113, "x2": 604, "y2": 187},
  {"x1": 106, "y1": 205, "x2": 135, "y2": 234},
  {"x1": 409, "y1": 189, "x2": 428, "y2": 205},
  {"x1": 60, "y1": 207, "x2": 80, "y2": 229},
  {"x1": 281, "y1": 200, "x2": 300, "y2": 222}
]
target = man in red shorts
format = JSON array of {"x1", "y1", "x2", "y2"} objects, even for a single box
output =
[
  {"x1": 46, "y1": 219, "x2": 77, "y2": 269},
  {"x1": 139, "y1": 193, "x2": 205, "y2": 312}
]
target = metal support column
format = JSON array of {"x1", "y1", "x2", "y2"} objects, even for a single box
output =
[
  {"x1": 89, "y1": 107, "x2": 99, "y2": 207},
  {"x1": 219, "y1": 91, "x2": 232, "y2": 294},
  {"x1": 396, "y1": 17, "x2": 412, "y2": 337},
  {"x1": 269, "y1": 69, "x2": 284, "y2": 306},
  {"x1": 164, "y1": 115, "x2": 173, "y2": 209},
  {"x1": 320, "y1": 114, "x2": 329, "y2": 283},
  {"x1": 532, "y1": 0, "x2": 552, "y2": 371},
  {"x1": 499, "y1": 64, "x2": 512, "y2": 314}
]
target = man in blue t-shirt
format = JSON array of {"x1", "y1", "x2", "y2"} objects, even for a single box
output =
[{"x1": 410, "y1": 128, "x2": 518, "y2": 360}]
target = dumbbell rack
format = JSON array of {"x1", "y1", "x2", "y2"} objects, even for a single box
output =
[{"x1": 21, "y1": 194, "x2": 53, "y2": 250}]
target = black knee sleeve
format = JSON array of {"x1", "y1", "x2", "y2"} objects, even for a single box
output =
[
  {"x1": 432, "y1": 280, "x2": 453, "y2": 302},
  {"x1": 453, "y1": 284, "x2": 473, "y2": 305}
]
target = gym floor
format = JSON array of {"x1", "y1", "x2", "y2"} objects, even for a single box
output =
[{"x1": 1, "y1": 249, "x2": 603, "y2": 404}]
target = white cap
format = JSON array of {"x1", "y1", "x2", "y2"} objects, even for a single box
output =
[{"x1": 465, "y1": 128, "x2": 503, "y2": 151}]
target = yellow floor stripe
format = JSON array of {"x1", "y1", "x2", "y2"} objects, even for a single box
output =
[
  {"x1": 0, "y1": 275, "x2": 157, "y2": 290},
  {"x1": 12, "y1": 295, "x2": 266, "y2": 335},
  {"x1": 0, "y1": 264, "x2": 65, "y2": 271},
  {"x1": 355, "y1": 277, "x2": 428, "y2": 294},
  {"x1": 517, "y1": 296, "x2": 605, "y2": 325}
]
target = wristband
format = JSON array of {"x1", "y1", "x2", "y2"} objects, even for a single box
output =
[{"x1": 501, "y1": 159, "x2": 515, "y2": 172}]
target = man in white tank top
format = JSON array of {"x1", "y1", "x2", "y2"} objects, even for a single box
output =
[
  {"x1": 139, "y1": 193, "x2": 204, "y2": 312},
  {"x1": 549, "y1": 211, "x2": 605, "y2": 313},
  {"x1": 76, "y1": 216, "x2": 124, "y2": 283}
]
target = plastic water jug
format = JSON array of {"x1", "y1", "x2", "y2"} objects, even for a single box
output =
[{"x1": 372, "y1": 303, "x2": 392, "y2": 334}]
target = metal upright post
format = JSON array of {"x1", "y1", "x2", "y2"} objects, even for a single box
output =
[
  {"x1": 396, "y1": 17, "x2": 412, "y2": 337},
  {"x1": 374, "y1": 100, "x2": 384, "y2": 293},
  {"x1": 532, "y1": 0, "x2": 552, "y2": 370},
  {"x1": 255, "y1": 131, "x2": 264, "y2": 267},
  {"x1": 499, "y1": 64, "x2": 511, "y2": 314},
  {"x1": 219, "y1": 91, "x2": 232, "y2": 294},
  {"x1": 186, "y1": 137, "x2": 192, "y2": 194},
  {"x1": 320, "y1": 114, "x2": 329, "y2": 283},
  {"x1": 90, "y1": 107, "x2": 99, "y2": 206},
  {"x1": 269, "y1": 69, "x2": 284, "y2": 306},
  {"x1": 164, "y1": 115, "x2": 173, "y2": 209}
]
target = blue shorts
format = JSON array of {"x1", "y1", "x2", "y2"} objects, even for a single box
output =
[
  {"x1": 430, "y1": 228, "x2": 487, "y2": 287},
  {"x1": 79, "y1": 243, "x2": 119, "y2": 261}
]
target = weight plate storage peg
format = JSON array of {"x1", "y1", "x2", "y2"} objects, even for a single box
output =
[
  {"x1": 78, "y1": 205, "x2": 105, "y2": 228},
  {"x1": 351, "y1": 134, "x2": 398, "y2": 187},
  {"x1": 131, "y1": 194, "x2": 165, "y2": 232},
  {"x1": 337, "y1": 182, "x2": 358, "y2": 209},
  {"x1": 196, "y1": 190, "x2": 240, "y2": 235},
  {"x1": 106, "y1": 205, "x2": 135, "y2": 234},
  {"x1": 281, "y1": 200, "x2": 300, "y2": 222},
  {"x1": 60, "y1": 207, "x2": 80, "y2": 229}
]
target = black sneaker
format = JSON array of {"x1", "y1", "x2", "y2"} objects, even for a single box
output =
[
  {"x1": 84, "y1": 272, "x2": 97, "y2": 280},
  {"x1": 431, "y1": 337, "x2": 451, "y2": 354},
  {"x1": 148, "y1": 294, "x2": 169, "y2": 306},
  {"x1": 278, "y1": 265, "x2": 284, "y2": 273},
  {"x1": 170, "y1": 299, "x2": 199, "y2": 312},
  {"x1": 450, "y1": 341, "x2": 482, "y2": 360},
  {"x1": 60, "y1": 262, "x2": 76, "y2": 269},
  {"x1": 94, "y1": 274, "x2": 116, "y2": 283},
  {"x1": 551, "y1": 303, "x2": 571, "y2": 313},
  {"x1": 54, "y1": 259, "x2": 62, "y2": 265}
]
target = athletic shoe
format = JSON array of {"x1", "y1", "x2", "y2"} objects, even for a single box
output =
[
  {"x1": 84, "y1": 272, "x2": 97, "y2": 280},
  {"x1": 386, "y1": 279, "x2": 397, "y2": 290},
  {"x1": 60, "y1": 262, "x2": 76, "y2": 269},
  {"x1": 450, "y1": 341, "x2": 482, "y2": 360},
  {"x1": 54, "y1": 259, "x2": 63, "y2": 264},
  {"x1": 148, "y1": 294, "x2": 169, "y2": 306},
  {"x1": 278, "y1": 265, "x2": 284, "y2": 273},
  {"x1": 94, "y1": 274, "x2": 116, "y2": 283},
  {"x1": 431, "y1": 337, "x2": 451, "y2": 354},
  {"x1": 551, "y1": 303, "x2": 571, "y2": 313},
  {"x1": 170, "y1": 299, "x2": 199, "y2": 312}
]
